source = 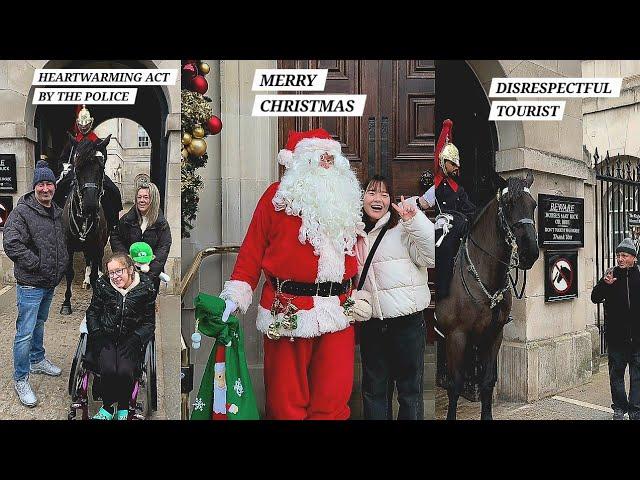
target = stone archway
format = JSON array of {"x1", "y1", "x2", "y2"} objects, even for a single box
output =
[{"x1": 25, "y1": 60, "x2": 171, "y2": 210}]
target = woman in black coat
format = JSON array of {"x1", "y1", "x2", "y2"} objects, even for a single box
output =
[
  {"x1": 85, "y1": 252, "x2": 156, "y2": 420},
  {"x1": 110, "y1": 182, "x2": 172, "y2": 293}
]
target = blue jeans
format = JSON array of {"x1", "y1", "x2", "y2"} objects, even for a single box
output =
[
  {"x1": 13, "y1": 285, "x2": 55, "y2": 381},
  {"x1": 360, "y1": 311, "x2": 426, "y2": 420}
]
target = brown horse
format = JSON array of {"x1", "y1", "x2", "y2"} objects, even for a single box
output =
[
  {"x1": 60, "y1": 134, "x2": 111, "y2": 315},
  {"x1": 436, "y1": 172, "x2": 539, "y2": 420}
]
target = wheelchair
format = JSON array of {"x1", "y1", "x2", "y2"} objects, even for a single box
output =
[{"x1": 68, "y1": 319, "x2": 158, "y2": 420}]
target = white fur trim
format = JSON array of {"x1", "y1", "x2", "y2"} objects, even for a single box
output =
[
  {"x1": 278, "y1": 149, "x2": 294, "y2": 168},
  {"x1": 293, "y1": 138, "x2": 341, "y2": 157},
  {"x1": 220, "y1": 280, "x2": 253, "y2": 314},
  {"x1": 316, "y1": 237, "x2": 345, "y2": 283},
  {"x1": 256, "y1": 296, "x2": 350, "y2": 338}
]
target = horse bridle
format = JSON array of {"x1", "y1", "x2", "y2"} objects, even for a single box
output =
[
  {"x1": 69, "y1": 152, "x2": 106, "y2": 243},
  {"x1": 461, "y1": 187, "x2": 535, "y2": 309}
]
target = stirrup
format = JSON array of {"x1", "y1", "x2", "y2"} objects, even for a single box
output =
[{"x1": 433, "y1": 313, "x2": 446, "y2": 339}]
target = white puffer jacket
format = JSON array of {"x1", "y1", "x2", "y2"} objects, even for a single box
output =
[{"x1": 355, "y1": 202, "x2": 435, "y2": 320}]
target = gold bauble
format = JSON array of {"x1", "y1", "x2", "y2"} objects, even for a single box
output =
[
  {"x1": 181, "y1": 148, "x2": 189, "y2": 159},
  {"x1": 187, "y1": 138, "x2": 207, "y2": 157},
  {"x1": 192, "y1": 125, "x2": 206, "y2": 139},
  {"x1": 199, "y1": 62, "x2": 210, "y2": 75},
  {"x1": 182, "y1": 132, "x2": 192, "y2": 145}
]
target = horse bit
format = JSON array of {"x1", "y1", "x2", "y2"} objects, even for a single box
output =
[{"x1": 462, "y1": 187, "x2": 535, "y2": 309}]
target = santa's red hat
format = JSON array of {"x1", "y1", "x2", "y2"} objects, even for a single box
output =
[{"x1": 277, "y1": 128, "x2": 342, "y2": 169}]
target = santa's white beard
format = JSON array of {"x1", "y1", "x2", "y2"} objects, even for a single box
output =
[{"x1": 273, "y1": 152, "x2": 363, "y2": 281}]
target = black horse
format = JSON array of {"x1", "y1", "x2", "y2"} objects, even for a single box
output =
[
  {"x1": 435, "y1": 172, "x2": 539, "y2": 420},
  {"x1": 60, "y1": 134, "x2": 111, "y2": 315}
]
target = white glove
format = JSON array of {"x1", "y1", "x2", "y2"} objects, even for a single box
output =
[
  {"x1": 434, "y1": 216, "x2": 448, "y2": 230},
  {"x1": 422, "y1": 186, "x2": 436, "y2": 208},
  {"x1": 222, "y1": 299, "x2": 237, "y2": 323},
  {"x1": 159, "y1": 272, "x2": 171, "y2": 283},
  {"x1": 349, "y1": 290, "x2": 373, "y2": 322}
]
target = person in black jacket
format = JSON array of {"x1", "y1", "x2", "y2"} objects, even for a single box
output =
[
  {"x1": 85, "y1": 252, "x2": 156, "y2": 420},
  {"x1": 3, "y1": 161, "x2": 69, "y2": 407},
  {"x1": 591, "y1": 237, "x2": 640, "y2": 420},
  {"x1": 110, "y1": 182, "x2": 171, "y2": 294}
]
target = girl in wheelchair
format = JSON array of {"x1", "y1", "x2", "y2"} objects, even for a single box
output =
[{"x1": 85, "y1": 251, "x2": 156, "y2": 420}]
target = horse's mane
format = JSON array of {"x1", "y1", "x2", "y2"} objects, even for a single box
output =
[
  {"x1": 469, "y1": 175, "x2": 529, "y2": 232},
  {"x1": 74, "y1": 138, "x2": 101, "y2": 168},
  {"x1": 502, "y1": 176, "x2": 528, "y2": 205}
]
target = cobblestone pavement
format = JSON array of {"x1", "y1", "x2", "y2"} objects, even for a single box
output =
[
  {"x1": 0, "y1": 284, "x2": 180, "y2": 420},
  {"x1": 435, "y1": 360, "x2": 624, "y2": 420}
]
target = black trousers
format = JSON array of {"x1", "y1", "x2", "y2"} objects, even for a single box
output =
[
  {"x1": 608, "y1": 344, "x2": 640, "y2": 418},
  {"x1": 360, "y1": 311, "x2": 426, "y2": 420},
  {"x1": 97, "y1": 338, "x2": 141, "y2": 409}
]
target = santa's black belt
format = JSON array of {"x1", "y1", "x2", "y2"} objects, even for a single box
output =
[{"x1": 268, "y1": 276, "x2": 354, "y2": 297}]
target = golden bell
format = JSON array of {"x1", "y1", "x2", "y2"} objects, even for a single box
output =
[
  {"x1": 199, "y1": 62, "x2": 210, "y2": 75},
  {"x1": 182, "y1": 132, "x2": 192, "y2": 145},
  {"x1": 181, "y1": 148, "x2": 189, "y2": 159},
  {"x1": 266, "y1": 326, "x2": 281, "y2": 341},
  {"x1": 192, "y1": 125, "x2": 206, "y2": 139},
  {"x1": 187, "y1": 138, "x2": 207, "y2": 157}
]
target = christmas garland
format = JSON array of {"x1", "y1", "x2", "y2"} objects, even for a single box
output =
[{"x1": 181, "y1": 60, "x2": 223, "y2": 239}]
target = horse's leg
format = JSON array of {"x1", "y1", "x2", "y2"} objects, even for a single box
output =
[
  {"x1": 478, "y1": 326, "x2": 504, "y2": 421},
  {"x1": 82, "y1": 254, "x2": 91, "y2": 289},
  {"x1": 60, "y1": 247, "x2": 74, "y2": 315},
  {"x1": 89, "y1": 248, "x2": 100, "y2": 290},
  {"x1": 446, "y1": 329, "x2": 467, "y2": 421}
]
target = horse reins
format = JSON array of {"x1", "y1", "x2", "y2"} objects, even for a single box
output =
[{"x1": 460, "y1": 187, "x2": 535, "y2": 309}]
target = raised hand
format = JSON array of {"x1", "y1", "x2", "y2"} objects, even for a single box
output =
[
  {"x1": 391, "y1": 195, "x2": 417, "y2": 221},
  {"x1": 603, "y1": 268, "x2": 617, "y2": 285}
]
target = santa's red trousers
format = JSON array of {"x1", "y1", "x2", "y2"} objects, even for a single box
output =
[{"x1": 263, "y1": 326, "x2": 354, "y2": 420}]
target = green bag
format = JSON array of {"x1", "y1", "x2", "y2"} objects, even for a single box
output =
[{"x1": 190, "y1": 292, "x2": 260, "y2": 420}]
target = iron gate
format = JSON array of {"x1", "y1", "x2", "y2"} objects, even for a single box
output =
[{"x1": 594, "y1": 149, "x2": 640, "y2": 355}]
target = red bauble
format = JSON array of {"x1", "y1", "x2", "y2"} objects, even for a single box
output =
[
  {"x1": 184, "y1": 59, "x2": 198, "y2": 65},
  {"x1": 182, "y1": 63, "x2": 197, "y2": 80},
  {"x1": 191, "y1": 75, "x2": 208, "y2": 94},
  {"x1": 207, "y1": 115, "x2": 223, "y2": 135}
]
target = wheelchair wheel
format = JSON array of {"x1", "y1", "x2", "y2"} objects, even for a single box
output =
[
  {"x1": 138, "y1": 342, "x2": 153, "y2": 419},
  {"x1": 68, "y1": 333, "x2": 86, "y2": 397},
  {"x1": 150, "y1": 339, "x2": 158, "y2": 411}
]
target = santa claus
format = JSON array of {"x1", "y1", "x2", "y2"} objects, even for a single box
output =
[{"x1": 219, "y1": 128, "x2": 372, "y2": 420}]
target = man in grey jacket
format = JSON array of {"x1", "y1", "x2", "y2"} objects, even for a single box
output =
[{"x1": 3, "y1": 160, "x2": 69, "y2": 407}]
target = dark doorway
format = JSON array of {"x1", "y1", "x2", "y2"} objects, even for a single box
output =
[
  {"x1": 32, "y1": 60, "x2": 169, "y2": 209},
  {"x1": 435, "y1": 60, "x2": 498, "y2": 208}
]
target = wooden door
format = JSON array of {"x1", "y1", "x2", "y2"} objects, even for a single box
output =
[{"x1": 278, "y1": 60, "x2": 436, "y2": 196}]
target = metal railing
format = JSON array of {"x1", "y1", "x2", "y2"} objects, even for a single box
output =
[{"x1": 180, "y1": 245, "x2": 240, "y2": 420}]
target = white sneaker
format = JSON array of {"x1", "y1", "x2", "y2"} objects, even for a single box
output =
[
  {"x1": 15, "y1": 378, "x2": 37, "y2": 407},
  {"x1": 30, "y1": 358, "x2": 62, "y2": 376}
]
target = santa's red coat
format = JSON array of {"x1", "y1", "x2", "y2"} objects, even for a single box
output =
[{"x1": 221, "y1": 182, "x2": 358, "y2": 338}]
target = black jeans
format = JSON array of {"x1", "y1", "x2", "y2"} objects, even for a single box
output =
[
  {"x1": 608, "y1": 344, "x2": 640, "y2": 418},
  {"x1": 360, "y1": 311, "x2": 426, "y2": 420}
]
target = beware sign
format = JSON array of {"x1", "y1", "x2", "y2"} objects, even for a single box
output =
[{"x1": 545, "y1": 250, "x2": 578, "y2": 302}]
